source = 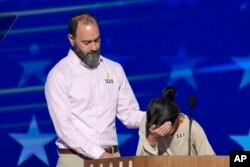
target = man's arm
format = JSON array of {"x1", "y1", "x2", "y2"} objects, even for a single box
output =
[{"x1": 116, "y1": 64, "x2": 145, "y2": 128}]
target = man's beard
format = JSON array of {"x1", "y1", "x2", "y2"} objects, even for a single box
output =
[{"x1": 73, "y1": 45, "x2": 100, "y2": 67}]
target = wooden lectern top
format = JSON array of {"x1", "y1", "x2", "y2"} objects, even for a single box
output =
[{"x1": 84, "y1": 155, "x2": 229, "y2": 167}]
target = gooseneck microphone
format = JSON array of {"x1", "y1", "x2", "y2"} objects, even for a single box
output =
[
  {"x1": 189, "y1": 96, "x2": 197, "y2": 107},
  {"x1": 188, "y1": 96, "x2": 197, "y2": 155}
]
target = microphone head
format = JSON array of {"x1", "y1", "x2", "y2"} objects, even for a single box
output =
[{"x1": 188, "y1": 96, "x2": 197, "y2": 107}]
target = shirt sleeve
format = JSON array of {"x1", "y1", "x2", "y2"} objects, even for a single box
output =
[
  {"x1": 116, "y1": 65, "x2": 145, "y2": 128},
  {"x1": 136, "y1": 116, "x2": 158, "y2": 156},
  {"x1": 192, "y1": 120, "x2": 216, "y2": 155},
  {"x1": 45, "y1": 70, "x2": 105, "y2": 159}
]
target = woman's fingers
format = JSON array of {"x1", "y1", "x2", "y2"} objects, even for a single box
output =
[
  {"x1": 149, "y1": 122, "x2": 172, "y2": 137},
  {"x1": 161, "y1": 121, "x2": 172, "y2": 136},
  {"x1": 149, "y1": 124, "x2": 156, "y2": 131}
]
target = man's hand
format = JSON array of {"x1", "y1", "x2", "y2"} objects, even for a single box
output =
[
  {"x1": 147, "y1": 121, "x2": 172, "y2": 147},
  {"x1": 99, "y1": 151, "x2": 113, "y2": 159}
]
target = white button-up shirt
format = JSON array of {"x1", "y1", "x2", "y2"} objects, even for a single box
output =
[{"x1": 45, "y1": 49, "x2": 145, "y2": 159}]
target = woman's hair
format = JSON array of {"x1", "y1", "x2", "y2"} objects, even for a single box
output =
[{"x1": 146, "y1": 86, "x2": 180, "y2": 137}]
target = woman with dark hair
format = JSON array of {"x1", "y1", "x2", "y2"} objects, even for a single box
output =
[{"x1": 136, "y1": 87, "x2": 215, "y2": 156}]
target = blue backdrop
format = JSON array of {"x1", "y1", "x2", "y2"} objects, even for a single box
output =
[{"x1": 1, "y1": 0, "x2": 250, "y2": 166}]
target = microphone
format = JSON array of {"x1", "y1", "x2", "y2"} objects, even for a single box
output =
[
  {"x1": 188, "y1": 96, "x2": 197, "y2": 107},
  {"x1": 188, "y1": 96, "x2": 197, "y2": 155}
]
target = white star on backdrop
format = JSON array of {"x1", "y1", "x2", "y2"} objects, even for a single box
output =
[
  {"x1": 232, "y1": 55, "x2": 250, "y2": 89},
  {"x1": 161, "y1": 46, "x2": 204, "y2": 89},
  {"x1": 230, "y1": 129, "x2": 250, "y2": 150},
  {"x1": 9, "y1": 116, "x2": 56, "y2": 166},
  {"x1": 18, "y1": 60, "x2": 51, "y2": 87}
]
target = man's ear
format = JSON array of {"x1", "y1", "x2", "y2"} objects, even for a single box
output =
[{"x1": 68, "y1": 34, "x2": 75, "y2": 46}]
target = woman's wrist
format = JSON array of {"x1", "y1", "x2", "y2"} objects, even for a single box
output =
[{"x1": 147, "y1": 134, "x2": 157, "y2": 148}]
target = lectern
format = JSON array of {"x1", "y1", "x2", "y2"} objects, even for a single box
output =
[{"x1": 84, "y1": 155, "x2": 229, "y2": 167}]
